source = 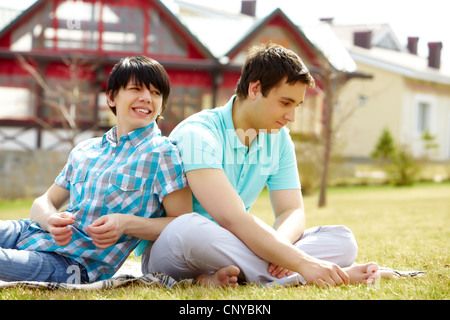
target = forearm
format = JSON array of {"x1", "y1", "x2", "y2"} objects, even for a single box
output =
[
  {"x1": 30, "y1": 184, "x2": 70, "y2": 231},
  {"x1": 273, "y1": 208, "x2": 306, "y2": 244},
  {"x1": 223, "y1": 211, "x2": 312, "y2": 275},
  {"x1": 121, "y1": 215, "x2": 176, "y2": 241},
  {"x1": 269, "y1": 189, "x2": 305, "y2": 244},
  {"x1": 30, "y1": 195, "x2": 60, "y2": 231}
]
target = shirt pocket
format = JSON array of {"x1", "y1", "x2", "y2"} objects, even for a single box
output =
[
  {"x1": 105, "y1": 172, "x2": 146, "y2": 214},
  {"x1": 70, "y1": 170, "x2": 88, "y2": 204}
]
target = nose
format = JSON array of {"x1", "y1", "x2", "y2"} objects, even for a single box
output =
[
  {"x1": 284, "y1": 107, "x2": 295, "y2": 122},
  {"x1": 140, "y1": 88, "x2": 152, "y2": 103}
]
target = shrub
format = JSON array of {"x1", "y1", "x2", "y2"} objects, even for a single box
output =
[
  {"x1": 371, "y1": 128, "x2": 420, "y2": 186},
  {"x1": 387, "y1": 147, "x2": 421, "y2": 186}
]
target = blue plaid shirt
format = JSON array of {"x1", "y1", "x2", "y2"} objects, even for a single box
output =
[{"x1": 17, "y1": 122, "x2": 187, "y2": 282}]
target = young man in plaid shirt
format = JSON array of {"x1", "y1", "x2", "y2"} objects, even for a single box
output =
[{"x1": 0, "y1": 56, "x2": 191, "y2": 283}]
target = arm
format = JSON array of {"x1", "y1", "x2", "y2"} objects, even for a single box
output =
[
  {"x1": 267, "y1": 189, "x2": 306, "y2": 278},
  {"x1": 270, "y1": 189, "x2": 306, "y2": 243},
  {"x1": 187, "y1": 168, "x2": 349, "y2": 287},
  {"x1": 121, "y1": 186, "x2": 192, "y2": 239},
  {"x1": 30, "y1": 183, "x2": 76, "y2": 246},
  {"x1": 86, "y1": 187, "x2": 192, "y2": 248},
  {"x1": 30, "y1": 183, "x2": 69, "y2": 230}
]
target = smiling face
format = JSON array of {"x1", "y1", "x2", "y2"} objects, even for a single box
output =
[
  {"x1": 107, "y1": 80, "x2": 163, "y2": 138},
  {"x1": 105, "y1": 56, "x2": 171, "y2": 138}
]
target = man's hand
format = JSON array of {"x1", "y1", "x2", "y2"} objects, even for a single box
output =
[
  {"x1": 299, "y1": 256, "x2": 349, "y2": 287},
  {"x1": 268, "y1": 263, "x2": 293, "y2": 279},
  {"x1": 86, "y1": 214, "x2": 125, "y2": 249},
  {"x1": 48, "y1": 212, "x2": 76, "y2": 247}
]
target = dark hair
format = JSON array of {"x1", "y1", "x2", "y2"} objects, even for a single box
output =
[
  {"x1": 106, "y1": 55, "x2": 170, "y2": 123},
  {"x1": 235, "y1": 42, "x2": 315, "y2": 99}
]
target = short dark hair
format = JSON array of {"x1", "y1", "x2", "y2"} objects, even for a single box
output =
[
  {"x1": 235, "y1": 42, "x2": 315, "y2": 99},
  {"x1": 106, "y1": 55, "x2": 170, "y2": 123}
]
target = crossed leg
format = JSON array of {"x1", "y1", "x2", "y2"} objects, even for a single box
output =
[
  {"x1": 144, "y1": 213, "x2": 380, "y2": 287},
  {"x1": 194, "y1": 263, "x2": 380, "y2": 287}
]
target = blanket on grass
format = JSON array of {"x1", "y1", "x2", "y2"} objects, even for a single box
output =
[
  {"x1": 0, "y1": 268, "x2": 424, "y2": 291},
  {"x1": 0, "y1": 273, "x2": 192, "y2": 290}
]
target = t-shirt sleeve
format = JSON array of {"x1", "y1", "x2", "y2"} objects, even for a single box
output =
[
  {"x1": 170, "y1": 121, "x2": 224, "y2": 172},
  {"x1": 266, "y1": 131, "x2": 301, "y2": 191},
  {"x1": 152, "y1": 144, "x2": 189, "y2": 203},
  {"x1": 54, "y1": 139, "x2": 91, "y2": 190},
  {"x1": 54, "y1": 146, "x2": 77, "y2": 190}
]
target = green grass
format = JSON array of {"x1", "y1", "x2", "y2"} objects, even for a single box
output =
[{"x1": 0, "y1": 183, "x2": 449, "y2": 300}]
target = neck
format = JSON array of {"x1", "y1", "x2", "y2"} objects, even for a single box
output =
[
  {"x1": 232, "y1": 97, "x2": 258, "y2": 148},
  {"x1": 115, "y1": 123, "x2": 128, "y2": 141}
]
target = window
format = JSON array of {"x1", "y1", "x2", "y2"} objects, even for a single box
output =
[
  {"x1": 417, "y1": 101, "x2": 431, "y2": 133},
  {"x1": 159, "y1": 86, "x2": 205, "y2": 134},
  {"x1": 148, "y1": 9, "x2": 187, "y2": 56},
  {"x1": 359, "y1": 95, "x2": 367, "y2": 106},
  {"x1": 42, "y1": 78, "x2": 96, "y2": 124},
  {"x1": 11, "y1": 1, "x2": 100, "y2": 51},
  {"x1": 0, "y1": 76, "x2": 35, "y2": 120},
  {"x1": 55, "y1": 1, "x2": 100, "y2": 50},
  {"x1": 0, "y1": 87, "x2": 34, "y2": 119},
  {"x1": 10, "y1": 1, "x2": 53, "y2": 51},
  {"x1": 447, "y1": 114, "x2": 450, "y2": 159},
  {"x1": 414, "y1": 94, "x2": 436, "y2": 137},
  {"x1": 102, "y1": 5, "x2": 144, "y2": 52},
  {"x1": 166, "y1": 86, "x2": 204, "y2": 123}
]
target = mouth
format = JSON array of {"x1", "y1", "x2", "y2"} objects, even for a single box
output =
[
  {"x1": 132, "y1": 107, "x2": 152, "y2": 116},
  {"x1": 276, "y1": 121, "x2": 286, "y2": 127}
]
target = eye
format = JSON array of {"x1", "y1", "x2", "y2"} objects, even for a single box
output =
[{"x1": 149, "y1": 84, "x2": 162, "y2": 96}]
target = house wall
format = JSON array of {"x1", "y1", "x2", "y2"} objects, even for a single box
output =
[
  {"x1": 401, "y1": 78, "x2": 450, "y2": 160},
  {"x1": 336, "y1": 61, "x2": 405, "y2": 158},
  {"x1": 337, "y1": 60, "x2": 450, "y2": 161}
]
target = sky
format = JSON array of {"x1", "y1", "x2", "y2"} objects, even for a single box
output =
[
  {"x1": 2, "y1": 0, "x2": 448, "y2": 63},
  {"x1": 179, "y1": 0, "x2": 449, "y2": 63}
]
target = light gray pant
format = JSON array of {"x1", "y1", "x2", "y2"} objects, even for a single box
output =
[{"x1": 142, "y1": 213, "x2": 358, "y2": 286}]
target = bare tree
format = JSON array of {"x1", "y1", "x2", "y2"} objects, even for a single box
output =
[
  {"x1": 314, "y1": 62, "x2": 372, "y2": 207},
  {"x1": 16, "y1": 54, "x2": 100, "y2": 149}
]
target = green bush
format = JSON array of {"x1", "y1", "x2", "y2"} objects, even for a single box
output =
[
  {"x1": 387, "y1": 147, "x2": 421, "y2": 186},
  {"x1": 371, "y1": 128, "x2": 420, "y2": 186}
]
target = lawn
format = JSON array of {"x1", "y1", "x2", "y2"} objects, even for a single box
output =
[{"x1": 0, "y1": 183, "x2": 449, "y2": 300}]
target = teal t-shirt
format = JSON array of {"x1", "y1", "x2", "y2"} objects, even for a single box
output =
[{"x1": 169, "y1": 96, "x2": 301, "y2": 221}]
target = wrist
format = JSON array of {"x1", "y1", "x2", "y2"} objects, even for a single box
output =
[
  {"x1": 33, "y1": 212, "x2": 55, "y2": 230},
  {"x1": 120, "y1": 214, "x2": 133, "y2": 235}
]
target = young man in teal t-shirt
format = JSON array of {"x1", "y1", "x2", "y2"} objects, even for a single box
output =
[{"x1": 142, "y1": 43, "x2": 380, "y2": 287}]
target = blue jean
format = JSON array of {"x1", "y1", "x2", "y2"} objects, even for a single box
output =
[{"x1": 0, "y1": 219, "x2": 88, "y2": 283}]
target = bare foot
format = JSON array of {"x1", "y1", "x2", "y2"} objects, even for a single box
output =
[
  {"x1": 344, "y1": 262, "x2": 380, "y2": 285},
  {"x1": 195, "y1": 265, "x2": 240, "y2": 287}
]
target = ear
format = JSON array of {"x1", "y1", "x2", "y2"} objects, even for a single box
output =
[
  {"x1": 106, "y1": 90, "x2": 115, "y2": 107},
  {"x1": 247, "y1": 80, "x2": 261, "y2": 99}
]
